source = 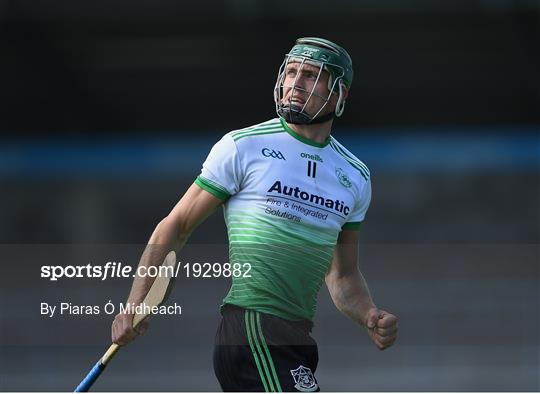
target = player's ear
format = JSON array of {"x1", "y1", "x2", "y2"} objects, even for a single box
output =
[
  {"x1": 342, "y1": 87, "x2": 349, "y2": 100},
  {"x1": 331, "y1": 85, "x2": 348, "y2": 108},
  {"x1": 333, "y1": 81, "x2": 349, "y2": 117}
]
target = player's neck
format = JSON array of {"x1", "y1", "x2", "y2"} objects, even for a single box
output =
[{"x1": 285, "y1": 119, "x2": 333, "y2": 145}]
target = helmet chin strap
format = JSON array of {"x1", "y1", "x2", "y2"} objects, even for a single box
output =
[{"x1": 278, "y1": 104, "x2": 335, "y2": 125}]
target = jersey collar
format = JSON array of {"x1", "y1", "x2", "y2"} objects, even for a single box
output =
[{"x1": 279, "y1": 117, "x2": 331, "y2": 148}]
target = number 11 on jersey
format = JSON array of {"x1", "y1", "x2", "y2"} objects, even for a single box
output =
[{"x1": 307, "y1": 160, "x2": 317, "y2": 178}]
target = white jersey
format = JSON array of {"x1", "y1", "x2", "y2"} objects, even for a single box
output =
[{"x1": 195, "y1": 117, "x2": 371, "y2": 321}]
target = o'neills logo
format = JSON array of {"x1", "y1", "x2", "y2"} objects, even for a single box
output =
[
  {"x1": 268, "y1": 180, "x2": 350, "y2": 215},
  {"x1": 300, "y1": 152, "x2": 323, "y2": 162}
]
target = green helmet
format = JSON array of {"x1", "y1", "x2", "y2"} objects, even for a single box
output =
[
  {"x1": 288, "y1": 37, "x2": 354, "y2": 89},
  {"x1": 274, "y1": 37, "x2": 354, "y2": 124}
]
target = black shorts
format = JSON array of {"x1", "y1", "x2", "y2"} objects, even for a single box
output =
[{"x1": 213, "y1": 304, "x2": 320, "y2": 392}]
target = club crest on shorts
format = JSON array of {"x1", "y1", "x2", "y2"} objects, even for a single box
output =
[{"x1": 290, "y1": 365, "x2": 318, "y2": 392}]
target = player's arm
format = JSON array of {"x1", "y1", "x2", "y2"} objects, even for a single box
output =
[
  {"x1": 112, "y1": 183, "x2": 224, "y2": 345},
  {"x1": 325, "y1": 229, "x2": 398, "y2": 350}
]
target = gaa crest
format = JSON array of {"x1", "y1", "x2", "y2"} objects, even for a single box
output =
[{"x1": 290, "y1": 365, "x2": 318, "y2": 392}]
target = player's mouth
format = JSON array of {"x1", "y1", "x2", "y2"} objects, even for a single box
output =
[{"x1": 288, "y1": 98, "x2": 306, "y2": 106}]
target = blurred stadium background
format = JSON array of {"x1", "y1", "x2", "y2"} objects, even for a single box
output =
[{"x1": 0, "y1": 0, "x2": 538, "y2": 391}]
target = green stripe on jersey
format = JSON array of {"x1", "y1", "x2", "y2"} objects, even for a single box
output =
[
  {"x1": 329, "y1": 140, "x2": 370, "y2": 180},
  {"x1": 233, "y1": 129, "x2": 285, "y2": 141},
  {"x1": 194, "y1": 176, "x2": 230, "y2": 200},
  {"x1": 330, "y1": 138, "x2": 370, "y2": 174},
  {"x1": 231, "y1": 120, "x2": 282, "y2": 137},
  {"x1": 231, "y1": 119, "x2": 281, "y2": 136},
  {"x1": 231, "y1": 119, "x2": 285, "y2": 141},
  {"x1": 329, "y1": 141, "x2": 368, "y2": 180},
  {"x1": 223, "y1": 209, "x2": 337, "y2": 321}
]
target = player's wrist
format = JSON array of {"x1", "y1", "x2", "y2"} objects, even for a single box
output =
[{"x1": 360, "y1": 305, "x2": 378, "y2": 328}]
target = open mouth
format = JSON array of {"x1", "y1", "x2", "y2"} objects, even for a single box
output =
[{"x1": 289, "y1": 98, "x2": 306, "y2": 106}]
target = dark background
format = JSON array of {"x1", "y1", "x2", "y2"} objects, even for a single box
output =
[
  {"x1": 0, "y1": 0, "x2": 538, "y2": 391},
  {"x1": 0, "y1": 0, "x2": 539, "y2": 133}
]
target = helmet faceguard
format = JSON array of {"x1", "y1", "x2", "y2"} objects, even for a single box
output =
[{"x1": 274, "y1": 37, "x2": 354, "y2": 125}]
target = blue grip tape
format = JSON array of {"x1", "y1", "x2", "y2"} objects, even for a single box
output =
[{"x1": 74, "y1": 360, "x2": 105, "y2": 392}]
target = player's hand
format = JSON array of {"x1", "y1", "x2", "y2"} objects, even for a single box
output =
[
  {"x1": 111, "y1": 312, "x2": 149, "y2": 346},
  {"x1": 365, "y1": 308, "x2": 398, "y2": 351}
]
